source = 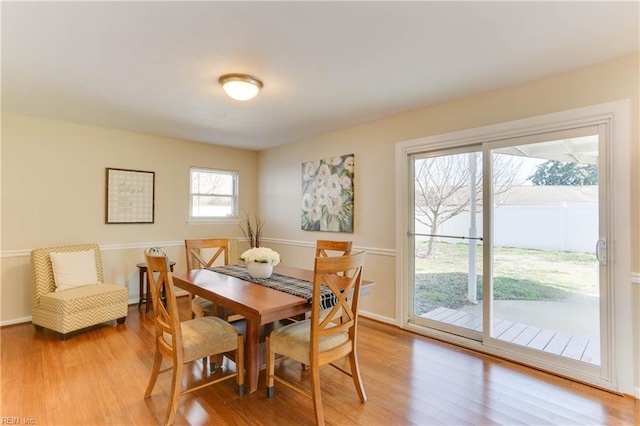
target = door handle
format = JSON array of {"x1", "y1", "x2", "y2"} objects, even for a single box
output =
[{"x1": 596, "y1": 239, "x2": 607, "y2": 266}]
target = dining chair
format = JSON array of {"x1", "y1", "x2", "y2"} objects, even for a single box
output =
[
  {"x1": 315, "y1": 240, "x2": 352, "y2": 321},
  {"x1": 315, "y1": 239, "x2": 352, "y2": 258},
  {"x1": 186, "y1": 238, "x2": 245, "y2": 371},
  {"x1": 144, "y1": 249, "x2": 244, "y2": 426},
  {"x1": 185, "y1": 238, "x2": 237, "y2": 320},
  {"x1": 285, "y1": 240, "x2": 352, "y2": 326},
  {"x1": 265, "y1": 251, "x2": 367, "y2": 426}
]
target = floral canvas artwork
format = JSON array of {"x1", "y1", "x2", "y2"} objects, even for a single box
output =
[{"x1": 301, "y1": 154, "x2": 354, "y2": 232}]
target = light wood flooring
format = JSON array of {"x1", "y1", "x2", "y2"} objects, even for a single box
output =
[
  {"x1": 422, "y1": 307, "x2": 600, "y2": 365},
  {"x1": 1, "y1": 299, "x2": 637, "y2": 425}
]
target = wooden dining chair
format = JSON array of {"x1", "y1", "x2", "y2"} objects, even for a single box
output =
[
  {"x1": 266, "y1": 251, "x2": 367, "y2": 426},
  {"x1": 315, "y1": 239, "x2": 352, "y2": 258},
  {"x1": 186, "y1": 238, "x2": 244, "y2": 371},
  {"x1": 144, "y1": 249, "x2": 244, "y2": 426},
  {"x1": 315, "y1": 240, "x2": 352, "y2": 322},
  {"x1": 185, "y1": 238, "x2": 238, "y2": 319}
]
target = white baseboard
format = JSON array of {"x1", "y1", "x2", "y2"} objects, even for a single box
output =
[
  {"x1": 359, "y1": 310, "x2": 396, "y2": 325},
  {"x1": 4, "y1": 310, "x2": 396, "y2": 328},
  {"x1": 1, "y1": 316, "x2": 33, "y2": 327},
  {"x1": 1, "y1": 298, "x2": 143, "y2": 327}
]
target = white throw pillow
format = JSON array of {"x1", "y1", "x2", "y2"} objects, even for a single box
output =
[{"x1": 50, "y1": 249, "x2": 101, "y2": 292}]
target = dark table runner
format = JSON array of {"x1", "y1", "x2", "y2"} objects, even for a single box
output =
[{"x1": 208, "y1": 264, "x2": 337, "y2": 310}]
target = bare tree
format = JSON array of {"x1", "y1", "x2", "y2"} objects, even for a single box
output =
[
  {"x1": 192, "y1": 173, "x2": 226, "y2": 196},
  {"x1": 415, "y1": 153, "x2": 521, "y2": 256}
]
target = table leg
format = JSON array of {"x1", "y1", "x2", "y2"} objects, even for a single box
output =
[
  {"x1": 138, "y1": 268, "x2": 145, "y2": 310},
  {"x1": 245, "y1": 319, "x2": 260, "y2": 393},
  {"x1": 145, "y1": 271, "x2": 152, "y2": 313}
]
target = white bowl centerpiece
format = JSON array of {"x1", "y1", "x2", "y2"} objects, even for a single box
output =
[{"x1": 241, "y1": 247, "x2": 280, "y2": 279}]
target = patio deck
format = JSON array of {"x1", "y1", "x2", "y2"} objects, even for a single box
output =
[{"x1": 421, "y1": 307, "x2": 600, "y2": 365}]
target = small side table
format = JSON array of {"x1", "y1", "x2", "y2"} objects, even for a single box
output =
[{"x1": 137, "y1": 261, "x2": 176, "y2": 313}]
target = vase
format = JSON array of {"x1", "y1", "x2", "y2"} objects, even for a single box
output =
[{"x1": 247, "y1": 262, "x2": 273, "y2": 279}]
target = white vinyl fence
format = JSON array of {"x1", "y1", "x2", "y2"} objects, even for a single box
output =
[{"x1": 416, "y1": 202, "x2": 598, "y2": 253}]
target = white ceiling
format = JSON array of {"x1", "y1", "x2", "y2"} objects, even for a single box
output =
[{"x1": 2, "y1": 1, "x2": 638, "y2": 151}]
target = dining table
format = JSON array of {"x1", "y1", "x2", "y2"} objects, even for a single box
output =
[{"x1": 171, "y1": 263, "x2": 374, "y2": 393}]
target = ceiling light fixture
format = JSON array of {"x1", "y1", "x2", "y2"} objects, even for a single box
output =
[{"x1": 218, "y1": 73, "x2": 263, "y2": 101}]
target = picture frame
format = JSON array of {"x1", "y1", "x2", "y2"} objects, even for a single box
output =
[
  {"x1": 301, "y1": 154, "x2": 354, "y2": 233},
  {"x1": 105, "y1": 167, "x2": 155, "y2": 224}
]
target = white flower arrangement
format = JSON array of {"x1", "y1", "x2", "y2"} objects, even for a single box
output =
[
  {"x1": 147, "y1": 246, "x2": 166, "y2": 256},
  {"x1": 240, "y1": 247, "x2": 280, "y2": 265}
]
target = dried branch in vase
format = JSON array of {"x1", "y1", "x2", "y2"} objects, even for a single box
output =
[{"x1": 239, "y1": 213, "x2": 264, "y2": 248}]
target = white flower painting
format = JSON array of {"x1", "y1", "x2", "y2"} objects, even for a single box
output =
[{"x1": 301, "y1": 154, "x2": 354, "y2": 232}]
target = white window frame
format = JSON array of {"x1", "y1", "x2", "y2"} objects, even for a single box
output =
[{"x1": 189, "y1": 167, "x2": 239, "y2": 223}]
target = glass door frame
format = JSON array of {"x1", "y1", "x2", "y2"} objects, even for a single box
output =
[
  {"x1": 394, "y1": 100, "x2": 632, "y2": 393},
  {"x1": 407, "y1": 145, "x2": 484, "y2": 342},
  {"x1": 480, "y1": 125, "x2": 607, "y2": 380}
]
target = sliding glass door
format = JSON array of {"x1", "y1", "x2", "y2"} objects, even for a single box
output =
[
  {"x1": 487, "y1": 127, "x2": 605, "y2": 371},
  {"x1": 406, "y1": 124, "x2": 609, "y2": 380}
]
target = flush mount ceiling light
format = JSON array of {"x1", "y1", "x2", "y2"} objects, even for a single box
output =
[{"x1": 218, "y1": 73, "x2": 263, "y2": 101}]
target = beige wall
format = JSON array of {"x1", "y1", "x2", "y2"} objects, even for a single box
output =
[
  {"x1": 0, "y1": 114, "x2": 258, "y2": 321},
  {"x1": 257, "y1": 53, "x2": 640, "y2": 390},
  {"x1": 1, "y1": 52, "x2": 638, "y2": 391}
]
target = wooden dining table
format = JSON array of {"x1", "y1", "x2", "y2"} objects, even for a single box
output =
[{"x1": 171, "y1": 263, "x2": 373, "y2": 393}]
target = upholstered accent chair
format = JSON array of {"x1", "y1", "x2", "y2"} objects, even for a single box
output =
[
  {"x1": 30, "y1": 244, "x2": 128, "y2": 340},
  {"x1": 144, "y1": 249, "x2": 244, "y2": 426},
  {"x1": 266, "y1": 251, "x2": 367, "y2": 425}
]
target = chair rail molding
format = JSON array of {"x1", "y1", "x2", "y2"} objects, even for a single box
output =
[
  {"x1": 261, "y1": 237, "x2": 395, "y2": 258},
  {"x1": 0, "y1": 241, "x2": 186, "y2": 258}
]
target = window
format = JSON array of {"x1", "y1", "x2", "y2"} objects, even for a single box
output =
[{"x1": 190, "y1": 167, "x2": 238, "y2": 219}]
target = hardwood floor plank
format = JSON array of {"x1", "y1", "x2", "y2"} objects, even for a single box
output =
[
  {"x1": 454, "y1": 397, "x2": 534, "y2": 425},
  {"x1": 1, "y1": 301, "x2": 636, "y2": 425}
]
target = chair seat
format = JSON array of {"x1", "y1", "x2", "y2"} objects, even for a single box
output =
[
  {"x1": 192, "y1": 295, "x2": 239, "y2": 321},
  {"x1": 163, "y1": 316, "x2": 239, "y2": 363},
  {"x1": 191, "y1": 296, "x2": 213, "y2": 317},
  {"x1": 37, "y1": 283, "x2": 128, "y2": 314},
  {"x1": 269, "y1": 319, "x2": 349, "y2": 366}
]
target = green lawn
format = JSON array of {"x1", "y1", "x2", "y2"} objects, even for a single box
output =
[{"x1": 414, "y1": 242, "x2": 598, "y2": 315}]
